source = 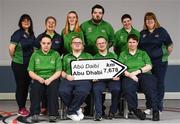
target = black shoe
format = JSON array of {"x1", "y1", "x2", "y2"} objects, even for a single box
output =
[
  {"x1": 31, "y1": 114, "x2": 39, "y2": 123},
  {"x1": 152, "y1": 111, "x2": 160, "y2": 121},
  {"x1": 49, "y1": 116, "x2": 57, "y2": 123},
  {"x1": 133, "y1": 109, "x2": 146, "y2": 120},
  {"x1": 108, "y1": 112, "x2": 115, "y2": 120},
  {"x1": 94, "y1": 115, "x2": 102, "y2": 121}
]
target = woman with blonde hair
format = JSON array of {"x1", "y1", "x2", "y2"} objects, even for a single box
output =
[
  {"x1": 62, "y1": 11, "x2": 84, "y2": 53},
  {"x1": 139, "y1": 12, "x2": 173, "y2": 114}
]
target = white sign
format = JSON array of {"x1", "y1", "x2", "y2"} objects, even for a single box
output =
[{"x1": 71, "y1": 59, "x2": 127, "y2": 80}]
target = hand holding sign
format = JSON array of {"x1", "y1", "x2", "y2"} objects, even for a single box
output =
[{"x1": 71, "y1": 59, "x2": 127, "y2": 80}]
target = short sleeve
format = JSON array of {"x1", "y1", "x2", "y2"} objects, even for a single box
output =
[
  {"x1": 142, "y1": 51, "x2": 152, "y2": 65},
  {"x1": 10, "y1": 30, "x2": 21, "y2": 45}
]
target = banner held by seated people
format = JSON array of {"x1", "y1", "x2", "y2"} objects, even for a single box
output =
[{"x1": 71, "y1": 59, "x2": 127, "y2": 80}]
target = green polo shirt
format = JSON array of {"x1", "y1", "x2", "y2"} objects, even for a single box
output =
[
  {"x1": 94, "y1": 51, "x2": 117, "y2": 59},
  {"x1": 28, "y1": 49, "x2": 62, "y2": 79},
  {"x1": 81, "y1": 20, "x2": 115, "y2": 55},
  {"x1": 118, "y1": 49, "x2": 151, "y2": 73},
  {"x1": 114, "y1": 27, "x2": 140, "y2": 55},
  {"x1": 61, "y1": 29, "x2": 84, "y2": 53},
  {"x1": 63, "y1": 52, "x2": 93, "y2": 75}
]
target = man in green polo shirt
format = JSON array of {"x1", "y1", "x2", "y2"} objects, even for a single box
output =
[
  {"x1": 59, "y1": 37, "x2": 92, "y2": 121},
  {"x1": 81, "y1": 4, "x2": 115, "y2": 56},
  {"x1": 81, "y1": 4, "x2": 115, "y2": 116},
  {"x1": 114, "y1": 14, "x2": 140, "y2": 55},
  {"x1": 118, "y1": 34, "x2": 160, "y2": 121},
  {"x1": 93, "y1": 37, "x2": 120, "y2": 121},
  {"x1": 28, "y1": 35, "x2": 62, "y2": 123}
]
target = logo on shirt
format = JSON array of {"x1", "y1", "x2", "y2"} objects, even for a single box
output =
[
  {"x1": 101, "y1": 29, "x2": 106, "y2": 33},
  {"x1": 120, "y1": 36, "x2": 124, "y2": 40},
  {"x1": 142, "y1": 34, "x2": 146, "y2": 38},
  {"x1": 23, "y1": 34, "x2": 28, "y2": 38},
  {"x1": 50, "y1": 59, "x2": 55, "y2": 64},
  {"x1": 35, "y1": 58, "x2": 40, "y2": 64},
  {"x1": 88, "y1": 27, "x2": 92, "y2": 32},
  {"x1": 155, "y1": 34, "x2": 159, "y2": 38},
  {"x1": 55, "y1": 40, "x2": 60, "y2": 44}
]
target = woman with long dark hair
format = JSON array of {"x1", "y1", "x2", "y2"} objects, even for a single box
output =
[{"x1": 9, "y1": 14, "x2": 35, "y2": 116}]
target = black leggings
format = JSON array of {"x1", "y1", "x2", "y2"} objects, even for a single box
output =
[{"x1": 11, "y1": 61, "x2": 31, "y2": 109}]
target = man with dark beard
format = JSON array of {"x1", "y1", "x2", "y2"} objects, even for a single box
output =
[
  {"x1": 81, "y1": 4, "x2": 115, "y2": 55},
  {"x1": 81, "y1": 4, "x2": 115, "y2": 117}
]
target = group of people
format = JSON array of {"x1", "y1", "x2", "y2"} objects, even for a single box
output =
[{"x1": 9, "y1": 4, "x2": 173, "y2": 123}]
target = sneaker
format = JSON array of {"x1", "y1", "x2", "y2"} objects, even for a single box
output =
[
  {"x1": 67, "y1": 114, "x2": 80, "y2": 121},
  {"x1": 133, "y1": 109, "x2": 146, "y2": 120},
  {"x1": 94, "y1": 115, "x2": 102, "y2": 121},
  {"x1": 76, "y1": 108, "x2": 84, "y2": 120},
  {"x1": 40, "y1": 108, "x2": 47, "y2": 115},
  {"x1": 108, "y1": 112, "x2": 115, "y2": 120},
  {"x1": 31, "y1": 114, "x2": 39, "y2": 123},
  {"x1": 152, "y1": 111, "x2": 160, "y2": 121},
  {"x1": 49, "y1": 116, "x2": 57, "y2": 123},
  {"x1": 144, "y1": 109, "x2": 152, "y2": 115},
  {"x1": 18, "y1": 108, "x2": 29, "y2": 116}
]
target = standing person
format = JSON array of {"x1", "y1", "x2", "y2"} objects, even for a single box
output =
[
  {"x1": 93, "y1": 37, "x2": 120, "y2": 121},
  {"x1": 81, "y1": 4, "x2": 115, "y2": 56},
  {"x1": 35, "y1": 16, "x2": 64, "y2": 55},
  {"x1": 114, "y1": 14, "x2": 140, "y2": 55},
  {"x1": 35, "y1": 16, "x2": 64, "y2": 114},
  {"x1": 28, "y1": 35, "x2": 62, "y2": 123},
  {"x1": 81, "y1": 4, "x2": 115, "y2": 116},
  {"x1": 61, "y1": 11, "x2": 84, "y2": 54},
  {"x1": 59, "y1": 37, "x2": 92, "y2": 121},
  {"x1": 139, "y1": 12, "x2": 173, "y2": 113},
  {"x1": 119, "y1": 34, "x2": 160, "y2": 121},
  {"x1": 9, "y1": 14, "x2": 35, "y2": 116}
]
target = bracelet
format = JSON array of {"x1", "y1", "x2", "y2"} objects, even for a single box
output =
[{"x1": 139, "y1": 68, "x2": 143, "y2": 73}]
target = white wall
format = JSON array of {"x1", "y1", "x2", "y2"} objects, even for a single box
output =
[{"x1": 0, "y1": 0, "x2": 179, "y2": 65}]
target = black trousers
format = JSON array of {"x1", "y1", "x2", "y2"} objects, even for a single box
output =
[
  {"x1": 11, "y1": 61, "x2": 31, "y2": 109},
  {"x1": 30, "y1": 79, "x2": 59, "y2": 116},
  {"x1": 122, "y1": 74, "x2": 158, "y2": 112}
]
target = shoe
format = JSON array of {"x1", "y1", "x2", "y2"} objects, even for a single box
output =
[
  {"x1": 67, "y1": 114, "x2": 80, "y2": 121},
  {"x1": 152, "y1": 111, "x2": 160, "y2": 121},
  {"x1": 76, "y1": 108, "x2": 84, "y2": 120},
  {"x1": 108, "y1": 112, "x2": 115, "y2": 119},
  {"x1": 31, "y1": 114, "x2": 39, "y2": 123},
  {"x1": 40, "y1": 108, "x2": 47, "y2": 115},
  {"x1": 94, "y1": 115, "x2": 102, "y2": 121},
  {"x1": 49, "y1": 116, "x2": 57, "y2": 123},
  {"x1": 18, "y1": 108, "x2": 29, "y2": 116},
  {"x1": 133, "y1": 109, "x2": 146, "y2": 120},
  {"x1": 144, "y1": 109, "x2": 152, "y2": 115}
]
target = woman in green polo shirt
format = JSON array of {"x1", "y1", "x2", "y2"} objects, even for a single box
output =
[
  {"x1": 28, "y1": 35, "x2": 62, "y2": 123},
  {"x1": 118, "y1": 34, "x2": 159, "y2": 121},
  {"x1": 59, "y1": 37, "x2": 92, "y2": 121},
  {"x1": 61, "y1": 11, "x2": 84, "y2": 54}
]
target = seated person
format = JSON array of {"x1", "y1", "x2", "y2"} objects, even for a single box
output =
[
  {"x1": 93, "y1": 37, "x2": 120, "y2": 121},
  {"x1": 59, "y1": 37, "x2": 92, "y2": 121},
  {"x1": 118, "y1": 34, "x2": 160, "y2": 121},
  {"x1": 28, "y1": 35, "x2": 62, "y2": 123}
]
